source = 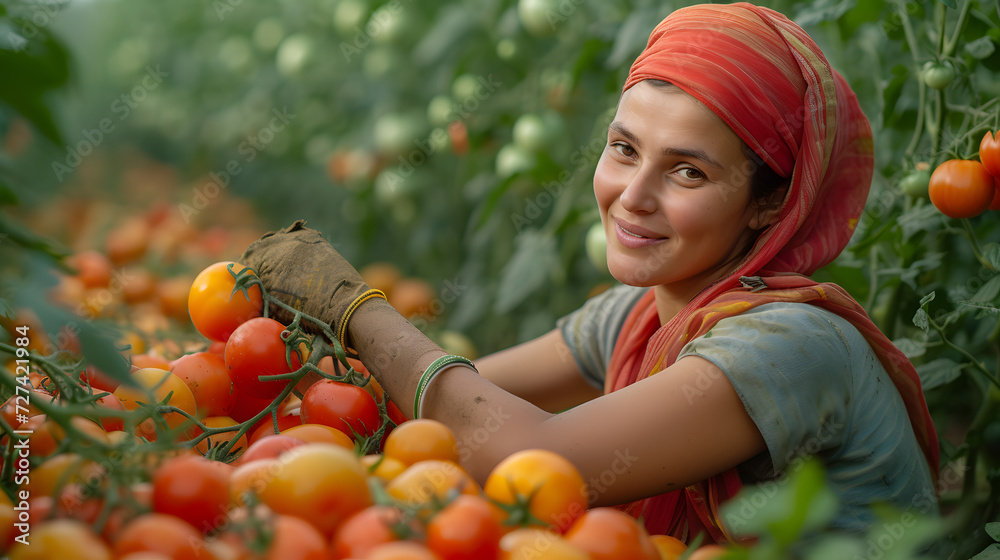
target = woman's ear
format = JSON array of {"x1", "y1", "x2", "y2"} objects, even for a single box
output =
[{"x1": 749, "y1": 184, "x2": 788, "y2": 230}]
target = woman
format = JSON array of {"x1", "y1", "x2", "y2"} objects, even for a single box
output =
[{"x1": 242, "y1": 2, "x2": 939, "y2": 543}]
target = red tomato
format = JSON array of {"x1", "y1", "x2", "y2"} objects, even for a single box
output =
[
  {"x1": 301, "y1": 380, "x2": 380, "y2": 439},
  {"x1": 249, "y1": 411, "x2": 303, "y2": 445},
  {"x1": 981, "y1": 130, "x2": 1000, "y2": 178},
  {"x1": 928, "y1": 159, "x2": 995, "y2": 219},
  {"x1": 225, "y1": 317, "x2": 302, "y2": 399},
  {"x1": 236, "y1": 434, "x2": 307, "y2": 466},
  {"x1": 258, "y1": 443, "x2": 372, "y2": 536},
  {"x1": 152, "y1": 455, "x2": 232, "y2": 533},
  {"x1": 563, "y1": 508, "x2": 659, "y2": 560},
  {"x1": 66, "y1": 250, "x2": 113, "y2": 290},
  {"x1": 330, "y1": 505, "x2": 409, "y2": 560},
  {"x1": 112, "y1": 513, "x2": 214, "y2": 559},
  {"x1": 93, "y1": 393, "x2": 126, "y2": 432},
  {"x1": 229, "y1": 390, "x2": 276, "y2": 423},
  {"x1": 483, "y1": 449, "x2": 588, "y2": 533},
  {"x1": 188, "y1": 261, "x2": 263, "y2": 342},
  {"x1": 170, "y1": 352, "x2": 236, "y2": 417},
  {"x1": 80, "y1": 364, "x2": 122, "y2": 393},
  {"x1": 426, "y1": 494, "x2": 503, "y2": 560}
]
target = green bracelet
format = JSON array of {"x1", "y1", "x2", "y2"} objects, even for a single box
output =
[{"x1": 413, "y1": 354, "x2": 476, "y2": 419}]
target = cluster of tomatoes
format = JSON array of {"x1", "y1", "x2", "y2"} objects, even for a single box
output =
[
  {"x1": 924, "y1": 131, "x2": 1000, "y2": 219},
  {"x1": 1, "y1": 259, "x2": 730, "y2": 559}
]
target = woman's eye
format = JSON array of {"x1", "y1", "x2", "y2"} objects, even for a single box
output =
[
  {"x1": 612, "y1": 143, "x2": 635, "y2": 157},
  {"x1": 678, "y1": 167, "x2": 705, "y2": 180}
]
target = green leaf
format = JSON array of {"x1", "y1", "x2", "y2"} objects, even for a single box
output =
[
  {"x1": 986, "y1": 244, "x2": 1000, "y2": 270},
  {"x1": 77, "y1": 322, "x2": 135, "y2": 388},
  {"x1": 919, "y1": 291, "x2": 936, "y2": 307},
  {"x1": 0, "y1": 297, "x2": 12, "y2": 320},
  {"x1": 494, "y1": 230, "x2": 557, "y2": 313},
  {"x1": 912, "y1": 308, "x2": 928, "y2": 332},
  {"x1": 986, "y1": 522, "x2": 1000, "y2": 541},
  {"x1": 916, "y1": 358, "x2": 965, "y2": 390},
  {"x1": 794, "y1": 0, "x2": 857, "y2": 27},
  {"x1": 971, "y1": 276, "x2": 1000, "y2": 303},
  {"x1": 938, "y1": 0, "x2": 957, "y2": 8},
  {"x1": 965, "y1": 36, "x2": 997, "y2": 59},
  {"x1": 880, "y1": 65, "x2": 909, "y2": 128},
  {"x1": 605, "y1": 10, "x2": 650, "y2": 69},
  {"x1": 970, "y1": 543, "x2": 1000, "y2": 560},
  {"x1": 893, "y1": 337, "x2": 927, "y2": 359}
]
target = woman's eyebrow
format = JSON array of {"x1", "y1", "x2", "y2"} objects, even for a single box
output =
[{"x1": 608, "y1": 122, "x2": 724, "y2": 169}]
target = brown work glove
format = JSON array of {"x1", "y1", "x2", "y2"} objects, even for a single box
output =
[{"x1": 240, "y1": 220, "x2": 385, "y2": 348}]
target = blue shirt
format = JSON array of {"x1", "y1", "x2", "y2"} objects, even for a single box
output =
[{"x1": 557, "y1": 284, "x2": 938, "y2": 533}]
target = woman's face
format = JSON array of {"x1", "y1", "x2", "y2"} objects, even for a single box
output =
[{"x1": 594, "y1": 81, "x2": 766, "y2": 293}]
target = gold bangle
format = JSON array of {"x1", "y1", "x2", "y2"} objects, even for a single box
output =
[{"x1": 337, "y1": 288, "x2": 387, "y2": 350}]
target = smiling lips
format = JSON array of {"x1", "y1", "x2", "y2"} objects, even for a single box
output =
[{"x1": 612, "y1": 217, "x2": 667, "y2": 249}]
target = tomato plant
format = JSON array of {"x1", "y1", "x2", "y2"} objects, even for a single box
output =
[
  {"x1": 188, "y1": 261, "x2": 263, "y2": 342},
  {"x1": 300, "y1": 379, "x2": 380, "y2": 439},
  {"x1": 224, "y1": 317, "x2": 302, "y2": 399},
  {"x1": 113, "y1": 367, "x2": 197, "y2": 441},
  {"x1": 927, "y1": 159, "x2": 995, "y2": 219}
]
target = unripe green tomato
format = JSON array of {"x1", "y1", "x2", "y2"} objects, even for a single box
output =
[
  {"x1": 334, "y1": 0, "x2": 368, "y2": 36},
  {"x1": 518, "y1": 0, "x2": 560, "y2": 37},
  {"x1": 922, "y1": 61, "x2": 955, "y2": 90},
  {"x1": 452, "y1": 74, "x2": 481, "y2": 103},
  {"x1": 585, "y1": 222, "x2": 608, "y2": 273},
  {"x1": 495, "y1": 143, "x2": 536, "y2": 179},
  {"x1": 899, "y1": 169, "x2": 931, "y2": 199},
  {"x1": 427, "y1": 95, "x2": 455, "y2": 127}
]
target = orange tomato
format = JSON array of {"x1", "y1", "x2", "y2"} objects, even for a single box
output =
[
  {"x1": 383, "y1": 419, "x2": 460, "y2": 466},
  {"x1": 258, "y1": 443, "x2": 372, "y2": 536},
  {"x1": 112, "y1": 513, "x2": 213, "y2": 559},
  {"x1": 193, "y1": 416, "x2": 248, "y2": 458},
  {"x1": 563, "y1": 508, "x2": 659, "y2": 560},
  {"x1": 330, "y1": 505, "x2": 410, "y2": 559},
  {"x1": 229, "y1": 458, "x2": 278, "y2": 507},
  {"x1": 113, "y1": 368, "x2": 198, "y2": 441},
  {"x1": 498, "y1": 528, "x2": 589, "y2": 560},
  {"x1": 928, "y1": 159, "x2": 994, "y2": 218},
  {"x1": 7, "y1": 519, "x2": 111, "y2": 560},
  {"x1": 281, "y1": 423, "x2": 354, "y2": 449},
  {"x1": 386, "y1": 460, "x2": 480, "y2": 513},
  {"x1": 650, "y1": 534, "x2": 688, "y2": 559},
  {"x1": 187, "y1": 261, "x2": 263, "y2": 342},
  {"x1": 484, "y1": 450, "x2": 588, "y2": 533},
  {"x1": 426, "y1": 494, "x2": 503, "y2": 560}
]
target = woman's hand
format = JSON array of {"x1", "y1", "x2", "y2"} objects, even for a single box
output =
[{"x1": 240, "y1": 220, "x2": 377, "y2": 345}]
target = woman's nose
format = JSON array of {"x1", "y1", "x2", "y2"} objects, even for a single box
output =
[{"x1": 619, "y1": 166, "x2": 659, "y2": 214}]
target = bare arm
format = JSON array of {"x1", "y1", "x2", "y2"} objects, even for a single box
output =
[
  {"x1": 348, "y1": 299, "x2": 766, "y2": 506},
  {"x1": 475, "y1": 329, "x2": 602, "y2": 413}
]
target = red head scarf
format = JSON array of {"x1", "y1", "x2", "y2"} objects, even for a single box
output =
[{"x1": 605, "y1": 2, "x2": 939, "y2": 543}]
